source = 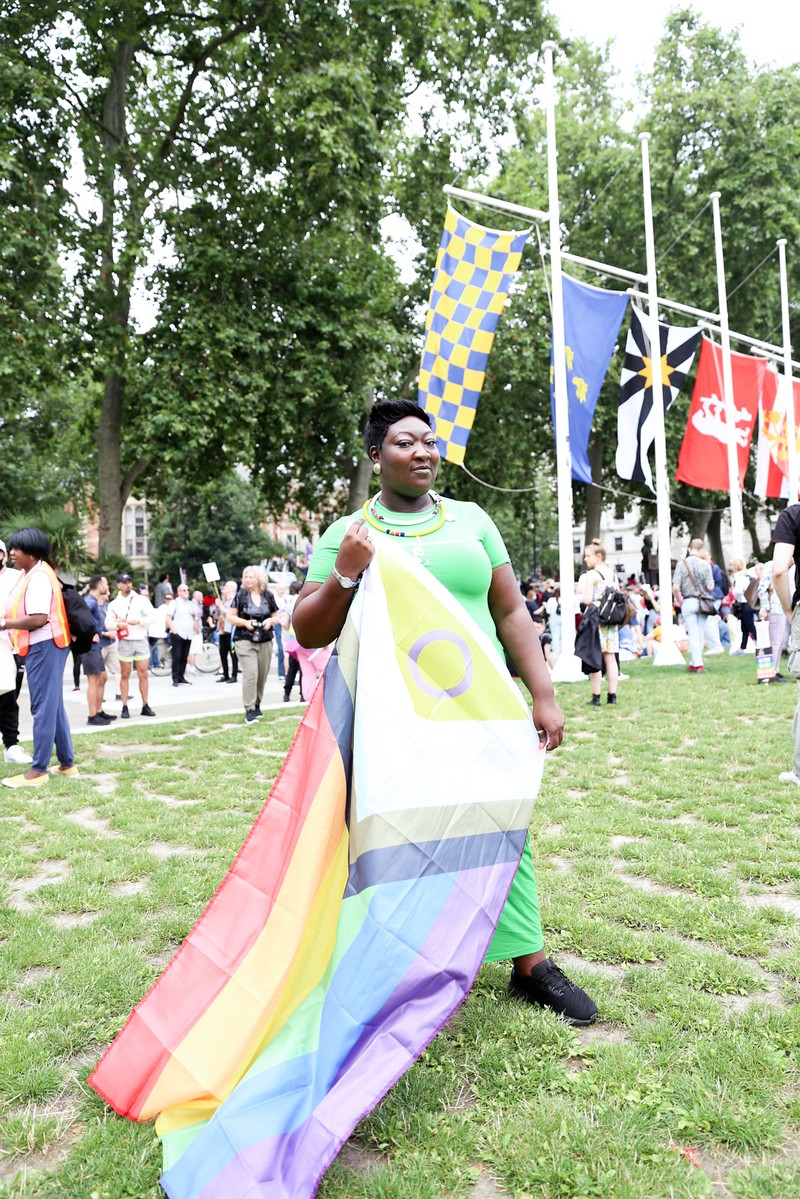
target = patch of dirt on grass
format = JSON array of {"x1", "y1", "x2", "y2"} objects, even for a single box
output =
[
  {"x1": 669, "y1": 813, "x2": 702, "y2": 825},
  {"x1": 468, "y1": 1165, "x2": 512, "y2": 1198},
  {"x1": 337, "y1": 1141, "x2": 388, "y2": 1174},
  {"x1": 449, "y1": 1083, "x2": 477, "y2": 1113},
  {"x1": 110, "y1": 879, "x2": 147, "y2": 897},
  {"x1": 148, "y1": 841, "x2": 204, "y2": 859},
  {"x1": 575, "y1": 1024, "x2": 631, "y2": 1049},
  {"x1": 547, "y1": 855, "x2": 574, "y2": 873},
  {"x1": 8, "y1": 862, "x2": 70, "y2": 911},
  {"x1": 85, "y1": 773, "x2": 117, "y2": 796},
  {"x1": 0, "y1": 1064, "x2": 89, "y2": 1185},
  {"x1": 741, "y1": 893, "x2": 800, "y2": 919},
  {"x1": 610, "y1": 834, "x2": 642, "y2": 851},
  {"x1": 613, "y1": 869, "x2": 686, "y2": 898},
  {"x1": 690, "y1": 1145, "x2": 746, "y2": 1195},
  {"x1": 64, "y1": 807, "x2": 120, "y2": 838},
  {"x1": 95, "y1": 742, "x2": 173, "y2": 758},
  {"x1": 18, "y1": 965, "x2": 56, "y2": 986},
  {"x1": 556, "y1": 951, "x2": 626, "y2": 981},
  {"x1": 542, "y1": 824, "x2": 563, "y2": 836},
  {"x1": 50, "y1": 911, "x2": 99, "y2": 929},
  {"x1": 146, "y1": 792, "x2": 203, "y2": 808}
]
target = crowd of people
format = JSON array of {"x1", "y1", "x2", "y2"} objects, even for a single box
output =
[
  {"x1": 1, "y1": 516, "x2": 789, "y2": 790},
  {"x1": 0, "y1": 537, "x2": 328, "y2": 788},
  {"x1": 518, "y1": 536, "x2": 791, "y2": 694}
]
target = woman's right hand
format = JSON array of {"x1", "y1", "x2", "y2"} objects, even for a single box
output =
[{"x1": 334, "y1": 519, "x2": 375, "y2": 583}]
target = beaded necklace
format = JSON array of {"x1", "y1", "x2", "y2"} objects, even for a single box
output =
[{"x1": 362, "y1": 492, "x2": 446, "y2": 538}]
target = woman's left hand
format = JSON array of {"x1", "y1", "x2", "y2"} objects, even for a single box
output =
[{"x1": 533, "y1": 697, "x2": 564, "y2": 751}]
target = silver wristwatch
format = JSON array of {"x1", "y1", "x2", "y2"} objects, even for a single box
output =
[{"x1": 331, "y1": 566, "x2": 359, "y2": 590}]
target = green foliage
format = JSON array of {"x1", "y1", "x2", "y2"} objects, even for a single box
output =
[
  {"x1": 0, "y1": 508, "x2": 87, "y2": 574},
  {"x1": 147, "y1": 471, "x2": 284, "y2": 584},
  {"x1": 0, "y1": 1, "x2": 550, "y2": 550}
]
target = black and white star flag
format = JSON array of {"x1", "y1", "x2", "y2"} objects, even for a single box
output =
[{"x1": 616, "y1": 305, "x2": 702, "y2": 492}]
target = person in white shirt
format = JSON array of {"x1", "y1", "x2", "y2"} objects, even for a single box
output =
[
  {"x1": 105, "y1": 573, "x2": 156, "y2": 719},
  {"x1": 166, "y1": 584, "x2": 200, "y2": 686},
  {"x1": 1, "y1": 527, "x2": 76, "y2": 787},
  {"x1": 0, "y1": 539, "x2": 31, "y2": 764}
]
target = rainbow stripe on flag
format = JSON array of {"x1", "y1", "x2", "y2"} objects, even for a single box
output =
[{"x1": 89, "y1": 538, "x2": 543, "y2": 1199}]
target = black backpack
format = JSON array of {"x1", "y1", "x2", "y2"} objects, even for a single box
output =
[
  {"x1": 597, "y1": 585, "x2": 627, "y2": 626},
  {"x1": 60, "y1": 583, "x2": 96, "y2": 655}
]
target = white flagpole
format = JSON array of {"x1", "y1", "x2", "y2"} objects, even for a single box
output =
[
  {"x1": 639, "y1": 133, "x2": 684, "y2": 667},
  {"x1": 543, "y1": 41, "x2": 583, "y2": 684},
  {"x1": 709, "y1": 192, "x2": 745, "y2": 561},
  {"x1": 777, "y1": 238, "x2": 798, "y2": 504}
]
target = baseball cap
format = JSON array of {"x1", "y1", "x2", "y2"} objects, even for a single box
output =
[
  {"x1": 137, "y1": 583, "x2": 149, "y2": 592},
  {"x1": 0, "y1": 540, "x2": 6, "y2": 554},
  {"x1": 116, "y1": 572, "x2": 132, "y2": 583}
]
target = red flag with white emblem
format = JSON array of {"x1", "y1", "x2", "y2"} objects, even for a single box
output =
[{"x1": 675, "y1": 337, "x2": 765, "y2": 490}]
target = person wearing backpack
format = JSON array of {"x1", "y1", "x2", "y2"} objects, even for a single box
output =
[
  {"x1": 579, "y1": 539, "x2": 620, "y2": 706},
  {"x1": 0, "y1": 527, "x2": 78, "y2": 787}
]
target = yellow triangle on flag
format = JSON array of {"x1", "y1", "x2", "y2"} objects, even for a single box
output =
[{"x1": 379, "y1": 555, "x2": 525, "y2": 723}]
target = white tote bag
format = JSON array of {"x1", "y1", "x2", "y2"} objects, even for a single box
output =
[{"x1": 0, "y1": 637, "x2": 16, "y2": 694}]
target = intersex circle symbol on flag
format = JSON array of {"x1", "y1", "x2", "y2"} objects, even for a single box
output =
[{"x1": 408, "y1": 631, "x2": 474, "y2": 699}]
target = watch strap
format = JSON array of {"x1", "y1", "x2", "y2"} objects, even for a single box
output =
[{"x1": 331, "y1": 566, "x2": 359, "y2": 591}]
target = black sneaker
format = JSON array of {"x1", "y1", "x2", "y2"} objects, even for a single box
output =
[
  {"x1": 99, "y1": 711, "x2": 117, "y2": 721},
  {"x1": 245, "y1": 709, "x2": 262, "y2": 724},
  {"x1": 120, "y1": 705, "x2": 130, "y2": 719},
  {"x1": 216, "y1": 676, "x2": 229, "y2": 683},
  {"x1": 509, "y1": 959, "x2": 598, "y2": 1026},
  {"x1": 141, "y1": 704, "x2": 156, "y2": 717},
  {"x1": 607, "y1": 694, "x2": 617, "y2": 705},
  {"x1": 88, "y1": 713, "x2": 113, "y2": 726},
  {"x1": 587, "y1": 695, "x2": 601, "y2": 707}
]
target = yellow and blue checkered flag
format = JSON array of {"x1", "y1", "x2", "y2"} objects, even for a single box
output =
[{"x1": 417, "y1": 205, "x2": 531, "y2": 465}]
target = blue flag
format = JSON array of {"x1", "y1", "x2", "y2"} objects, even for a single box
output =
[{"x1": 550, "y1": 275, "x2": 629, "y2": 484}]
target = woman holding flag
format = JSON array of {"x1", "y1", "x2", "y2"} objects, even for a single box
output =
[{"x1": 293, "y1": 398, "x2": 596, "y2": 1025}]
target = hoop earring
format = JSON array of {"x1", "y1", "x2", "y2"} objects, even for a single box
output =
[{"x1": 372, "y1": 462, "x2": 381, "y2": 475}]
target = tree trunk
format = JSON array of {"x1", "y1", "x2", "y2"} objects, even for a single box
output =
[
  {"x1": 584, "y1": 434, "x2": 604, "y2": 544},
  {"x1": 346, "y1": 454, "x2": 373, "y2": 513},
  {"x1": 95, "y1": 41, "x2": 136, "y2": 557},
  {"x1": 707, "y1": 509, "x2": 725, "y2": 572},
  {"x1": 96, "y1": 373, "x2": 125, "y2": 555},
  {"x1": 690, "y1": 507, "x2": 712, "y2": 541},
  {"x1": 743, "y1": 506, "x2": 764, "y2": 561}
]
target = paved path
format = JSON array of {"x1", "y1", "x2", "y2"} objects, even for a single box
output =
[{"x1": 15, "y1": 657, "x2": 300, "y2": 744}]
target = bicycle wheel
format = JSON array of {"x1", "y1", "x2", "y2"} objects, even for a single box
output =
[
  {"x1": 195, "y1": 641, "x2": 221, "y2": 674},
  {"x1": 151, "y1": 639, "x2": 173, "y2": 677}
]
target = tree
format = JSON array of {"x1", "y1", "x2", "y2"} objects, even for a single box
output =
[
  {"x1": 147, "y1": 471, "x2": 283, "y2": 587},
  {"x1": 0, "y1": 1, "x2": 551, "y2": 552}
]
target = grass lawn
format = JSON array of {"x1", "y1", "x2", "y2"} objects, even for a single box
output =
[{"x1": 1, "y1": 654, "x2": 799, "y2": 1198}]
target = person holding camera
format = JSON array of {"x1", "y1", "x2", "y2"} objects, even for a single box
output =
[{"x1": 228, "y1": 565, "x2": 280, "y2": 723}]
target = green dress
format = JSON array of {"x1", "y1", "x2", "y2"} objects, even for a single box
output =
[{"x1": 306, "y1": 494, "x2": 543, "y2": 960}]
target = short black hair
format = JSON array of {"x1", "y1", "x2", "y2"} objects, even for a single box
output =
[
  {"x1": 7, "y1": 527, "x2": 54, "y2": 564},
  {"x1": 363, "y1": 400, "x2": 433, "y2": 458},
  {"x1": 87, "y1": 574, "x2": 105, "y2": 591}
]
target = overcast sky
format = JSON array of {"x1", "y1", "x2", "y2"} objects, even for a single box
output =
[{"x1": 551, "y1": 0, "x2": 799, "y2": 79}]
